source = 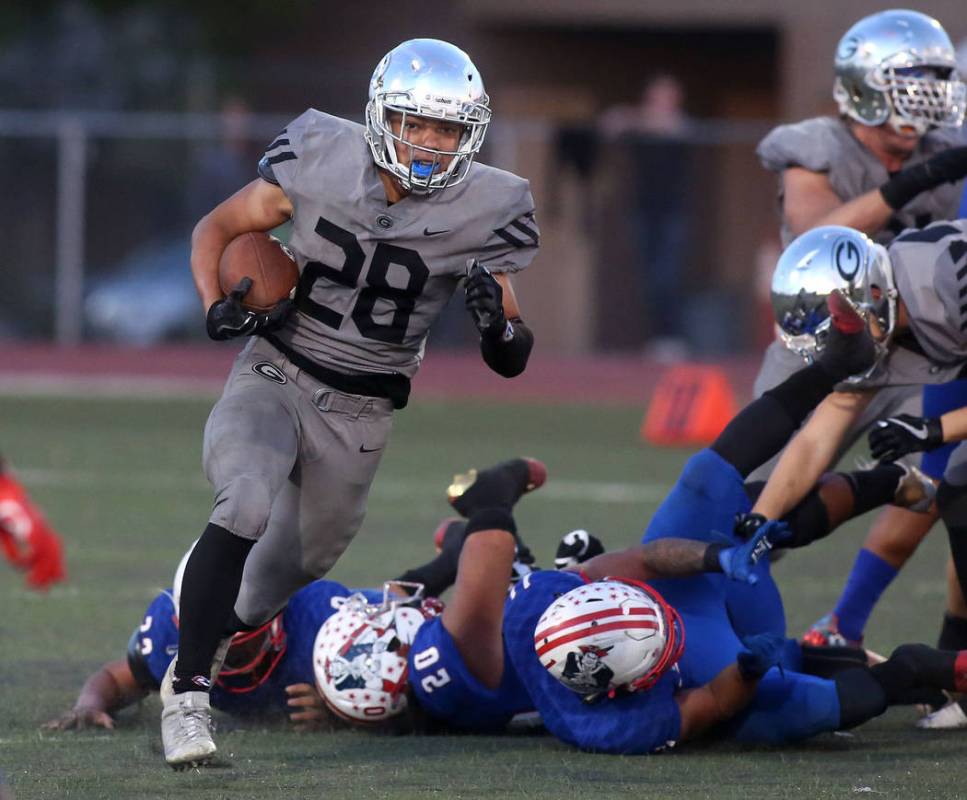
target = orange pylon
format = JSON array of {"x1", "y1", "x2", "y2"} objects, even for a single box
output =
[{"x1": 641, "y1": 365, "x2": 737, "y2": 447}]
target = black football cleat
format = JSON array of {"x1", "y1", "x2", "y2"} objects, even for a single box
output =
[{"x1": 447, "y1": 458, "x2": 547, "y2": 517}]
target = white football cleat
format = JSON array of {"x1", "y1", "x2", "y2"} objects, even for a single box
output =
[
  {"x1": 916, "y1": 700, "x2": 967, "y2": 730},
  {"x1": 161, "y1": 691, "x2": 216, "y2": 768}
]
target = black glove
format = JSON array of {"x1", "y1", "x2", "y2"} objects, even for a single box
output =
[
  {"x1": 736, "y1": 632, "x2": 786, "y2": 681},
  {"x1": 869, "y1": 414, "x2": 944, "y2": 462},
  {"x1": 465, "y1": 261, "x2": 507, "y2": 339},
  {"x1": 880, "y1": 146, "x2": 967, "y2": 210},
  {"x1": 733, "y1": 512, "x2": 769, "y2": 541},
  {"x1": 206, "y1": 278, "x2": 294, "y2": 341}
]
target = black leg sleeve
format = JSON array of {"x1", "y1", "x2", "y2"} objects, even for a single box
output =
[
  {"x1": 173, "y1": 523, "x2": 254, "y2": 692},
  {"x1": 395, "y1": 520, "x2": 466, "y2": 598},
  {"x1": 869, "y1": 644, "x2": 959, "y2": 702},
  {"x1": 712, "y1": 363, "x2": 836, "y2": 478},
  {"x1": 834, "y1": 668, "x2": 888, "y2": 729},
  {"x1": 842, "y1": 465, "x2": 905, "y2": 517},
  {"x1": 938, "y1": 480, "x2": 967, "y2": 607},
  {"x1": 938, "y1": 612, "x2": 967, "y2": 650}
]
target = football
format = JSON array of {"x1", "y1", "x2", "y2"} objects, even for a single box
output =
[{"x1": 218, "y1": 232, "x2": 299, "y2": 311}]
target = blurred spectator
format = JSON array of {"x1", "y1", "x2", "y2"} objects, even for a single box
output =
[
  {"x1": 187, "y1": 97, "x2": 258, "y2": 222},
  {"x1": 600, "y1": 75, "x2": 695, "y2": 360}
]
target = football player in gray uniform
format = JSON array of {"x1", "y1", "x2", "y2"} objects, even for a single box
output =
[
  {"x1": 752, "y1": 9, "x2": 967, "y2": 655},
  {"x1": 161, "y1": 38, "x2": 540, "y2": 767},
  {"x1": 756, "y1": 222, "x2": 967, "y2": 726}
]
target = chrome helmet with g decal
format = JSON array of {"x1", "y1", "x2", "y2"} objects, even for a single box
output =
[
  {"x1": 833, "y1": 10, "x2": 966, "y2": 136},
  {"x1": 771, "y1": 225, "x2": 897, "y2": 364},
  {"x1": 364, "y1": 38, "x2": 491, "y2": 194}
]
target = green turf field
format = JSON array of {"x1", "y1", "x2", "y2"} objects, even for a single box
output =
[{"x1": 0, "y1": 393, "x2": 961, "y2": 800}]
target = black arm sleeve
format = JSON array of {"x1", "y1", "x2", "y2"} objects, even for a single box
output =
[
  {"x1": 479, "y1": 318, "x2": 534, "y2": 378},
  {"x1": 125, "y1": 628, "x2": 161, "y2": 691}
]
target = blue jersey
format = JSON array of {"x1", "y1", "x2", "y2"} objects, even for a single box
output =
[
  {"x1": 409, "y1": 616, "x2": 532, "y2": 732},
  {"x1": 127, "y1": 580, "x2": 382, "y2": 715},
  {"x1": 503, "y1": 570, "x2": 682, "y2": 754},
  {"x1": 639, "y1": 448, "x2": 842, "y2": 744},
  {"x1": 643, "y1": 449, "x2": 786, "y2": 645}
]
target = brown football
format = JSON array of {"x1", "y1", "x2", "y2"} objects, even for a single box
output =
[{"x1": 218, "y1": 232, "x2": 299, "y2": 311}]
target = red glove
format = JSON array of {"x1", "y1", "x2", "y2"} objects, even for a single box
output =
[{"x1": 0, "y1": 471, "x2": 67, "y2": 590}]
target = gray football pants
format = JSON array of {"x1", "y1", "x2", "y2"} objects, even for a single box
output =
[
  {"x1": 203, "y1": 337, "x2": 393, "y2": 626},
  {"x1": 748, "y1": 339, "x2": 922, "y2": 482}
]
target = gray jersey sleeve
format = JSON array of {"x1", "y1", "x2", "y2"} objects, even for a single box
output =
[
  {"x1": 258, "y1": 110, "x2": 319, "y2": 203},
  {"x1": 475, "y1": 181, "x2": 540, "y2": 275},
  {"x1": 757, "y1": 117, "x2": 849, "y2": 174}
]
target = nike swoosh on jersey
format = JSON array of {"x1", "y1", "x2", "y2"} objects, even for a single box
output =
[
  {"x1": 359, "y1": 444, "x2": 382, "y2": 453},
  {"x1": 423, "y1": 227, "x2": 450, "y2": 236},
  {"x1": 888, "y1": 418, "x2": 929, "y2": 440}
]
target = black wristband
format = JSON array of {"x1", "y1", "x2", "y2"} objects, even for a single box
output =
[
  {"x1": 464, "y1": 508, "x2": 517, "y2": 537},
  {"x1": 879, "y1": 147, "x2": 967, "y2": 210},
  {"x1": 479, "y1": 318, "x2": 534, "y2": 378},
  {"x1": 702, "y1": 543, "x2": 726, "y2": 573}
]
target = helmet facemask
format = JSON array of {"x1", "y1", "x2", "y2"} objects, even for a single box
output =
[
  {"x1": 875, "y1": 61, "x2": 967, "y2": 135},
  {"x1": 366, "y1": 94, "x2": 490, "y2": 194}
]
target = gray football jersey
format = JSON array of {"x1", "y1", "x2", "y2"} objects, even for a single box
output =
[
  {"x1": 757, "y1": 116, "x2": 966, "y2": 247},
  {"x1": 260, "y1": 109, "x2": 539, "y2": 379},
  {"x1": 848, "y1": 220, "x2": 967, "y2": 390}
]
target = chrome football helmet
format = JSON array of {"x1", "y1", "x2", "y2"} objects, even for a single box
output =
[
  {"x1": 365, "y1": 38, "x2": 491, "y2": 194},
  {"x1": 833, "y1": 10, "x2": 966, "y2": 136},
  {"x1": 771, "y1": 226, "x2": 897, "y2": 363},
  {"x1": 312, "y1": 583, "x2": 441, "y2": 723},
  {"x1": 534, "y1": 579, "x2": 684, "y2": 699}
]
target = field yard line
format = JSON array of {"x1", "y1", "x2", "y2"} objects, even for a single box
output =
[{"x1": 17, "y1": 468, "x2": 669, "y2": 505}]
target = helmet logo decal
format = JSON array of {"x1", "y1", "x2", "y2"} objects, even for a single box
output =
[
  {"x1": 562, "y1": 645, "x2": 615, "y2": 691},
  {"x1": 834, "y1": 237, "x2": 862, "y2": 281},
  {"x1": 837, "y1": 35, "x2": 860, "y2": 60}
]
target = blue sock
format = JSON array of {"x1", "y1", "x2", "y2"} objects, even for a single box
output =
[{"x1": 833, "y1": 548, "x2": 898, "y2": 642}]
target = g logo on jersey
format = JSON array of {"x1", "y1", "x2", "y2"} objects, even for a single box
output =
[
  {"x1": 252, "y1": 362, "x2": 287, "y2": 385},
  {"x1": 833, "y1": 237, "x2": 862, "y2": 281}
]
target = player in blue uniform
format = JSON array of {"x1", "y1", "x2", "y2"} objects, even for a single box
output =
[
  {"x1": 315, "y1": 455, "x2": 795, "y2": 739},
  {"x1": 412, "y1": 300, "x2": 961, "y2": 753},
  {"x1": 43, "y1": 571, "x2": 382, "y2": 731}
]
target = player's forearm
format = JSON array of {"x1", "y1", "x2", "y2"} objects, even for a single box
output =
[
  {"x1": 579, "y1": 539, "x2": 717, "y2": 583},
  {"x1": 789, "y1": 189, "x2": 892, "y2": 239},
  {"x1": 677, "y1": 663, "x2": 759, "y2": 740},
  {"x1": 939, "y1": 407, "x2": 967, "y2": 444},
  {"x1": 74, "y1": 660, "x2": 146, "y2": 715},
  {"x1": 753, "y1": 392, "x2": 865, "y2": 519},
  {"x1": 191, "y1": 214, "x2": 237, "y2": 312}
]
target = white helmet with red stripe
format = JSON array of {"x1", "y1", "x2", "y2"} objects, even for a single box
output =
[
  {"x1": 534, "y1": 579, "x2": 684, "y2": 696},
  {"x1": 313, "y1": 584, "x2": 440, "y2": 723}
]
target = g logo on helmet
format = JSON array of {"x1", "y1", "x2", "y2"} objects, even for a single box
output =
[{"x1": 833, "y1": 236, "x2": 862, "y2": 282}]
